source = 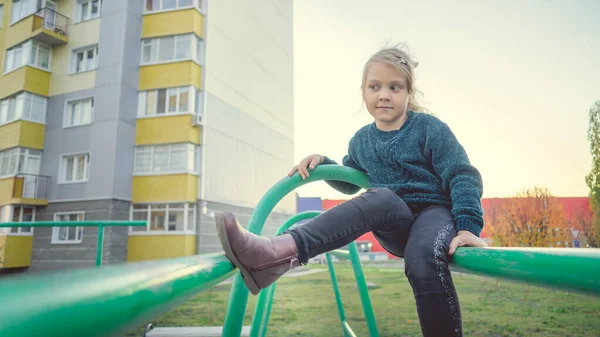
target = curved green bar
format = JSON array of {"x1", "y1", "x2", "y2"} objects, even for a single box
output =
[
  {"x1": 247, "y1": 166, "x2": 369, "y2": 235},
  {"x1": 453, "y1": 247, "x2": 600, "y2": 296},
  {"x1": 222, "y1": 166, "x2": 369, "y2": 337},
  {"x1": 0, "y1": 254, "x2": 235, "y2": 337}
]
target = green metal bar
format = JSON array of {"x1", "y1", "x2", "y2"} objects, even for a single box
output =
[
  {"x1": 327, "y1": 253, "x2": 350, "y2": 337},
  {"x1": 342, "y1": 321, "x2": 358, "y2": 337},
  {"x1": 0, "y1": 221, "x2": 146, "y2": 227},
  {"x1": 0, "y1": 253, "x2": 235, "y2": 337},
  {"x1": 329, "y1": 249, "x2": 351, "y2": 260},
  {"x1": 452, "y1": 247, "x2": 600, "y2": 296},
  {"x1": 349, "y1": 242, "x2": 379, "y2": 337},
  {"x1": 250, "y1": 211, "x2": 323, "y2": 337},
  {"x1": 258, "y1": 284, "x2": 276, "y2": 337},
  {"x1": 96, "y1": 225, "x2": 104, "y2": 266},
  {"x1": 222, "y1": 166, "x2": 368, "y2": 337}
]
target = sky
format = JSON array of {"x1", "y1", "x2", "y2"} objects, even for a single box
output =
[{"x1": 292, "y1": 0, "x2": 600, "y2": 200}]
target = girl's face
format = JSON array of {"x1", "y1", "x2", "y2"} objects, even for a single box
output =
[{"x1": 363, "y1": 62, "x2": 410, "y2": 131}]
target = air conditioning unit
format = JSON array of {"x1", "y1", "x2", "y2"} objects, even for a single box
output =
[{"x1": 192, "y1": 112, "x2": 205, "y2": 127}]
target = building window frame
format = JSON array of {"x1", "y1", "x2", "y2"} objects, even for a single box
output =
[
  {"x1": 7, "y1": 206, "x2": 36, "y2": 236},
  {"x1": 137, "y1": 86, "x2": 203, "y2": 118},
  {"x1": 143, "y1": 0, "x2": 205, "y2": 15},
  {"x1": 133, "y1": 143, "x2": 198, "y2": 176},
  {"x1": 74, "y1": 0, "x2": 103, "y2": 23},
  {"x1": 3, "y1": 40, "x2": 52, "y2": 74},
  {"x1": 70, "y1": 44, "x2": 99, "y2": 74},
  {"x1": 129, "y1": 202, "x2": 197, "y2": 235},
  {"x1": 0, "y1": 147, "x2": 42, "y2": 179},
  {"x1": 0, "y1": 91, "x2": 47, "y2": 126},
  {"x1": 63, "y1": 96, "x2": 94, "y2": 128},
  {"x1": 51, "y1": 211, "x2": 84, "y2": 244},
  {"x1": 59, "y1": 152, "x2": 91, "y2": 184},
  {"x1": 140, "y1": 33, "x2": 204, "y2": 66}
]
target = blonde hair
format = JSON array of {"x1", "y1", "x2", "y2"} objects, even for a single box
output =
[{"x1": 361, "y1": 45, "x2": 427, "y2": 113}]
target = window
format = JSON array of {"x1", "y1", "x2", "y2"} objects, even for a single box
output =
[
  {"x1": 0, "y1": 92, "x2": 47, "y2": 125},
  {"x1": 0, "y1": 148, "x2": 41, "y2": 178},
  {"x1": 131, "y1": 203, "x2": 196, "y2": 233},
  {"x1": 138, "y1": 86, "x2": 199, "y2": 117},
  {"x1": 75, "y1": 0, "x2": 102, "y2": 22},
  {"x1": 71, "y1": 45, "x2": 98, "y2": 73},
  {"x1": 60, "y1": 153, "x2": 90, "y2": 183},
  {"x1": 141, "y1": 34, "x2": 203, "y2": 65},
  {"x1": 10, "y1": 0, "x2": 37, "y2": 24},
  {"x1": 9, "y1": 206, "x2": 35, "y2": 235},
  {"x1": 0, "y1": 5, "x2": 4, "y2": 27},
  {"x1": 134, "y1": 143, "x2": 197, "y2": 175},
  {"x1": 64, "y1": 97, "x2": 93, "y2": 127},
  {"x1": 144, "y1": 0, "x2": 203, "y2": 13},
  {"x1": 52, "y1": 212, "x2": 84, "y2": 244},
  {"x1": 4, "y1": 40, "x2": 51, "y2": 73}
]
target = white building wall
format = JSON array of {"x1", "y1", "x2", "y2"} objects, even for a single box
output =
[{"x1": 201, "y1": 0, "x2": 295, "y2": 214}]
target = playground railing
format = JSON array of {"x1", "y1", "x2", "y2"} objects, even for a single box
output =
[
  {"x1": 0, "y1": 221, "x2": 146, "y2": 266},
  {"x1": 0, "y1": 166, "x2": 598, "y2": 337}
]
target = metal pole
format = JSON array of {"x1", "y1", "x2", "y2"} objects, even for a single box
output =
[
  {"x1": 258, "y1": 284, "x2": 276, "y2": 337},
  {"x1": 0, "y1": 254, "x2": 236, "y2": 337},
  {"x1": 96, "y1": 225, "x2": 104, "y2": 266},
  {"x1": 349, "y1": 242, "x2": 379, "y2": 337},
  {"x1": 250, "y1": 283, "x2": 271, "y2": 337},
  {"x1": 221, "y1": 274, "x2": 249, "y2": 337},
  {"x1": 326, "y1": 253, "x2": 350, "y2": 337}
]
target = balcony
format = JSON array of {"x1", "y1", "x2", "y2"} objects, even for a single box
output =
[
  {"x1": 6, "y1": 8, "x2": 69, "y2": 47},
  {"x1": 14, "y1": 174, "x2": 50, "y2": 200},
  {"x1": 0, "y1": 174, "x2": 50, "y2": 206},
  {"x1": 31, "y1": 8, "x2": 69, "y2": 46}
]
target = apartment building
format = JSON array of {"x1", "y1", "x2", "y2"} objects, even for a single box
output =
[{"x1": 0, "y1": 0, "x2": 294, "y2": 271}]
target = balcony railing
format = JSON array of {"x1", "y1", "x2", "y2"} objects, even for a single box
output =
[
  {"x1": 33, "y1": 7, "x2": 68, "y2": 37},
  {"x1": 13, "y1": 174, "x2": 50, "y2": 200}
]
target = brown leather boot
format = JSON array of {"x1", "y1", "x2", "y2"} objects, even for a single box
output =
[{"x1": 215, "y1": 211, "x2": 300, "y2": 295}]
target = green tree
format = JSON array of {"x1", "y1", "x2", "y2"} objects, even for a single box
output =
[{"x1": 585, "y1": 100, "x2": 600, "y2": 247}]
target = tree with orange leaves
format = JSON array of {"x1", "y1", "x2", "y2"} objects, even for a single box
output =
[{"x1": 485, "y1": 186, "x2": 571, "y2": 247}]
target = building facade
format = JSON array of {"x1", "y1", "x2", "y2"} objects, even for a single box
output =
[{"x1": 0, "y1": 0, "x2": 294, "y2": 271}]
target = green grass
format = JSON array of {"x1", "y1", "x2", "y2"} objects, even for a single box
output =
[{"x1": 126, "y1": 264, "x2": 600, "y2": 337}]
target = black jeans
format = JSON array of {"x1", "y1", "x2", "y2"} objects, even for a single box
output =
[{"x1": 286, "y1": 187, "x2": 462, "y2": 337}]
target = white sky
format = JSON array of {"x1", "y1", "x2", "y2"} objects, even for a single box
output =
[{"x1": 292, "y1": 0, "x2": 600, "y2": 200}]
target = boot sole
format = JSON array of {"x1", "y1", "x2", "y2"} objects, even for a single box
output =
[{"x1": 215, "y1": 212, "x2": 261, "y2": 295}]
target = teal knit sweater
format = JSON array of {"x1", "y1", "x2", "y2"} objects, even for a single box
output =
[{"x1": 322, "y1": 111, "x2": 484, "y2": 236}]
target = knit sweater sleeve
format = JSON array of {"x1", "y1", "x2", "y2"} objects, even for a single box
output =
[
  {"x1": 320, "y1": 138, "x2": 365, "y2": 195},
  {"x1": 426, "y1": 119, "x2": 485, "y2": 236}
]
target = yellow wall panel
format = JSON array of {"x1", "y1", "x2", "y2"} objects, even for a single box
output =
[
  {"x1": 0, "y1": 66, "x2": 50, "y2": 99},
  {"x1": 23, "y1": 67, "x2": 51, "y2": 96},
  {"x1": 0, "y1": 121, "x2": 45, "y2": 151},
  {"x1": 0, "y1": 178, "x2": 15, "y2": 204},
  {"x1": 142, "y1": 9, "x2": 204, "y2": 38},
  {"x1": 49, "y1": 17, "x2": 99, "y2": 96},
  {"x1": 135, "y1": 115, "x2": 201, "y2": 145},
  {"x1": 0, "y1": 122, "x2": 21, "y2": 151},
  {"x1": 0, "y1": 236, "x2": 6, "y2": 268},
  {"x1": 5, "y1": 16, "x2": 34, "y2": 48},
  {"x1": 132, "y1": 174, "x2": 198, "y2": 203},
  {"x1": 127, "y1": 235, "x2": 196, "y2": 261},
  {"x1": 139, "y1": 61, "x2": 202, "y2": 91},
  {"x1": 2, "y1": 236, "x2": 33, "y2": 268},
  {"x1": 18, "y1": 121, "x2": 45, "y2": 149}
]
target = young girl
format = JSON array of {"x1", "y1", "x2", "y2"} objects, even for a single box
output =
[{"x1": 215, "y1": 45, "x2": 488, "y2": 337}]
